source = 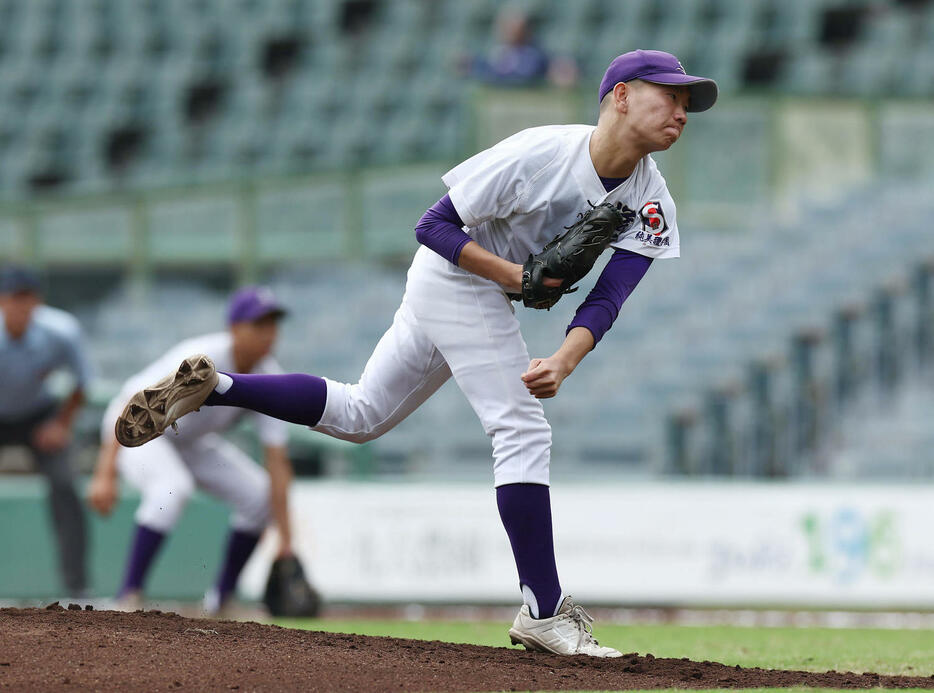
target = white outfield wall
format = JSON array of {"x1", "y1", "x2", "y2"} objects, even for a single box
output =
[{"x1": 240, "y1": 482, "x2": 934, "y2": 608}]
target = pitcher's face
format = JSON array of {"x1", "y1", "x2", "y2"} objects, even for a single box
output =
[{"x1": 626, "y1": 81, "x2": 690, "y2": 151}]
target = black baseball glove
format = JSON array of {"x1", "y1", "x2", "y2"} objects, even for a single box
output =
[
  {"x1": 263, "y1": 555, "x2": 322, "y2": 617},
  {"x1": 519, "y1": 202, "x2": 636, "y2": 310}
]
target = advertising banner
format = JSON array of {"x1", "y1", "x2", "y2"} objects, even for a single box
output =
[{"x1": 240, "y1": 482, "x2": 934, "y2": 607}]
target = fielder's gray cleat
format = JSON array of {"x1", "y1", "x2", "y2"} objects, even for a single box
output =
[
  {"x1": 508, "y1": 595, "x2": 622, "y2": 657},
  {"x1": 114, "y1": 354, "x2": 218, "y2": 447}
]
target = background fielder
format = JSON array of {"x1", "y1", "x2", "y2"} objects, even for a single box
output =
[
  {"x1": 91, "y1": 286, "x2": 302, "y2": 613},
  {"x1": 116, "y1": 49, "x2": 717, "y2": 655}
]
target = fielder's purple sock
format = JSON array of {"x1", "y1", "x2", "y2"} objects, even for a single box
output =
[
  {"x1": 119, "y1": 524, "x2": 165, "y2": 596},
  {"x1": 205, "y1": 372, "x2": 327, "y2": 427},
  {"x1": 214, "y1": 529, "x2": 261, "y2": 599},
  {"x1": 496, "y1": 483, "x2": 563, "y2": 619}
]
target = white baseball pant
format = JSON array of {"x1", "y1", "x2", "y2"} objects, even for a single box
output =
[
  {"x1": 117, "y1": 433, "x2": 270, "y2": 533},
  {"x1": 313, "y1": 246, "x2": 552, "y2": 486}
]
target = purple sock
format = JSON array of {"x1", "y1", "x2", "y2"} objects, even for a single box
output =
[
  {"x1": 205, "y1": 372, "x2": 327, "y2": 427},
  {"x1": 119, "y1": 524, "x2": 165, "y2": 596},
  {"x1": 496, "y1": 483, "x2": 562, "y2": 619},
  {"x1": 214, "y1": 529, "x2": 261, "y2": 598}
]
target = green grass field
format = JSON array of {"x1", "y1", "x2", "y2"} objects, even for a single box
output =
[{"x1": 270, "y1": 616, "x2": 934, "y2": 692}]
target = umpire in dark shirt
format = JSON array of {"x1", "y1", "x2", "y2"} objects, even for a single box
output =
[{"x1": 0, "y1": 265, "x2": 90, "y2": 596}]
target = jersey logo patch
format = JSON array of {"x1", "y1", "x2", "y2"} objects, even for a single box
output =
[{"x1": 639, "y1": 200, "x2": 668, "y2": 236}]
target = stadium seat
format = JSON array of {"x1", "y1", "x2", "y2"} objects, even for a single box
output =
[{"x1": 0, "y1": 0, "x2": 931, "y2": 197}]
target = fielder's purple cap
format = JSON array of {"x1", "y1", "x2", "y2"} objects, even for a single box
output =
[
  {"x1": 599, "y1": 49, "x2": 718, "y2": 113},
  {"x1": 227, "y1": 286, "x2": 287, "y2": 325}
]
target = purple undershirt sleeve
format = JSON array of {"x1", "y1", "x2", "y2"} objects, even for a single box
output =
[
  {"x1": 567, "y1": 249, "x2": 652, "y2": 346},
  {"x1": 414, "y1": 193, "x2": 473, "y2": 266}
]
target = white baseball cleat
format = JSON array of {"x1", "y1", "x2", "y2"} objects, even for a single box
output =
[
  {"x1": 115, "y1": 354, "x2": 218, "y2": 447},
  {"x1": 508, "y1": 596, "x2": 622, "y2": 657}
]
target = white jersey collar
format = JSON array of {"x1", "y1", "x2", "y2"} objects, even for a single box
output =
[{"x1": 572, "y1": 127, "x2": 639, "y2": 205}]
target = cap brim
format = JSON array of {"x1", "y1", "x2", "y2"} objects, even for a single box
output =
[
  {"x1": 642, "y1": 73, "x2": 719, "y2": 112},
  {"x1": 255, "y1": 307, "x2": 288, "y2": 322},
  {"x1": 0, "y1": 284, "x2": 40, "y2": 294},
  {"x1": 231, "y1": 307, "x2": 288, "y2": 324}
]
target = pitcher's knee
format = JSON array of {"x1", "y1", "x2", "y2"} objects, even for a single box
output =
[
  {"x1": 314, "y1": 384, "x2": 395, "y2": 443},
  {"x1": 490, "y1": 420, "x2": 552, "y2": 486},
  {"x1": 341, "y1": 426, "x2": 385, "y2": 444}
]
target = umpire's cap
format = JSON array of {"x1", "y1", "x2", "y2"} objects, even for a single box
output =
[
  {"x1": 599, "y1": 49, "x2": 718, "y2": 113},
  {"x1": 0, "y1": 265, "x2": 42, "y2": 295}
]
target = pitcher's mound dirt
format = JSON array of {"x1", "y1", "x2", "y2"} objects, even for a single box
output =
[{"x1": 1, "y1": 606, "x2": 932, "y2": 691}]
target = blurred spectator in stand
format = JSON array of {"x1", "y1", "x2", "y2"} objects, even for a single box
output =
[
  {"x1": 0, "y1": 265, "x2": 90, "y2": 597},
  {"x1": 467, "y1": 7, "x2": 578, "y2": 88}
]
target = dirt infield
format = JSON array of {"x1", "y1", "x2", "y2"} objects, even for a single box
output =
[{"x1": 2, "y1": 605, "x2": 933, "y2": 691}]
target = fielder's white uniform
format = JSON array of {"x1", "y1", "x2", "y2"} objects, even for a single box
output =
[
  {"x1": 313, "y1": 125, "x2": 680, "y2": 487},
  {"x1": 102, "y1": 333, "x2": 288, "y2": 532}
]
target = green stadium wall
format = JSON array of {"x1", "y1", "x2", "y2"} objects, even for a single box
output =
[{"x1": 0, "y1": 477, "x2": 231, "y2": 601}]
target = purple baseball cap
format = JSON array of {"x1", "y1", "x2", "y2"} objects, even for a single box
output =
[
  {"x1": 227, "y1": 286, "x2": 287, "y2": 325},
  {"x1": 599, "y1": 49, "x2": 718, "y2": 113}
]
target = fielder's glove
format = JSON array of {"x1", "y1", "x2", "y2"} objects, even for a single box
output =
[
  {"x1": 263, "y1": 555, "x2": 322, "y2": 617},
  {"x1": 519, "y1": 202, "x2": 636, "y2": 310}
]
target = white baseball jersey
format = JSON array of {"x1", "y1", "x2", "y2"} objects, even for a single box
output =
[
  {"x1": 314, "y1": 125, "x2": 682, "y2": 488},
  {"x1": 442, "y1": 124, "x2": 680, "y2": 263},
  {"x1": 102, "y1": 332, "x2": 288, "y2": 447}
]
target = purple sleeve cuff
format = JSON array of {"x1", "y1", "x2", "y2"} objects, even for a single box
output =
[
  {"x1": 414, "y1": 194, "x2": 473, "y2": 266},
  {"x1": 567, "y1": 249, "x2": 652, "y2": 346}
]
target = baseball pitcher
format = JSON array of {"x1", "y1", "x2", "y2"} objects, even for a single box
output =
[{"x1": 113, "y1": 50, "x2": 716, "y2": 654}]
